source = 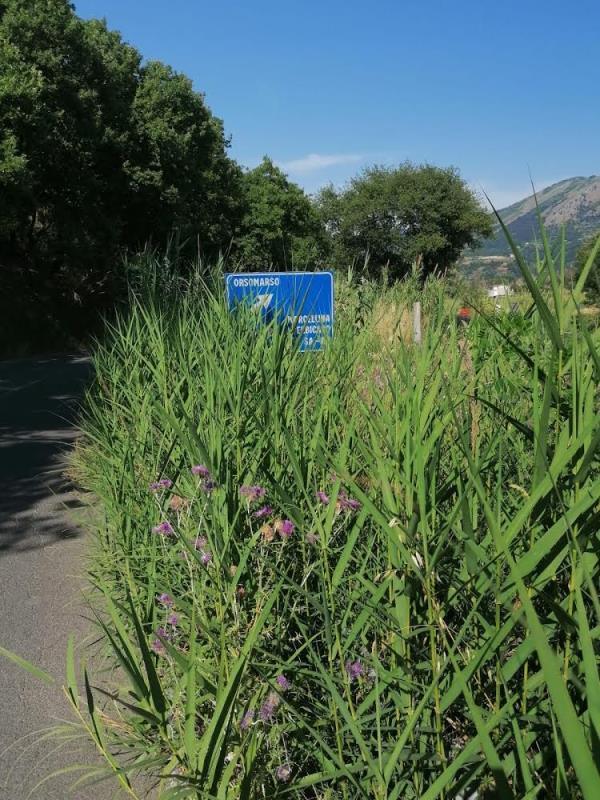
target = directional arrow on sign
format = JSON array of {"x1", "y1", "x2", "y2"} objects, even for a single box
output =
[{"x1": 251, "y1": 294, "x2": 273, "y2": 310}]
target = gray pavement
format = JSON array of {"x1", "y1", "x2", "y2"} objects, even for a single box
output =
[{"x1": 0, "y1": 355, "x2": 123, "y2": 799}]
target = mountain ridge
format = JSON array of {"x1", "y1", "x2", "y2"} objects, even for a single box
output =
[{"x1": 463, "y1": 175, "x2": 600, "y2": 282}]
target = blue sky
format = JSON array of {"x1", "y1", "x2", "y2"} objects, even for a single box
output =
[{"x1": 75, "y1": 0, "x2": 599, "y2": 208}]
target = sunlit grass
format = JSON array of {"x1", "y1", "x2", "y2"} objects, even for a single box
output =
[{"x1": 69, "y1": 233, "x2": 600, "y2": 798}]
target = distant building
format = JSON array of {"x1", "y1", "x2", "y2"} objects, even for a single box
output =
[{"x1": 488, "y1": 284, "x2": 512, "y2": 298}]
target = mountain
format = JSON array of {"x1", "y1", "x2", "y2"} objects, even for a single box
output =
[{"x1": 462, "y1": 176, "x2": 600, "y2": 283}]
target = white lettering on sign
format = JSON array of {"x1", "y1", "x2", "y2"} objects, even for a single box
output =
[
  {"x1": 233, "y1": 276, "x2": 280, "y2": 288},
  {"x1": 285, "y1": 314, "x2": 331, "y2": 325}
]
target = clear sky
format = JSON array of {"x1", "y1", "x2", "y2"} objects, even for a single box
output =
[{"x1": 74, "y1": 0, "x2": 599, "y2": 208}]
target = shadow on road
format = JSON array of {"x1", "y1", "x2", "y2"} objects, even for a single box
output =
[{"x1": 0, "y1": 354, "x2": 91, "y2": 553}]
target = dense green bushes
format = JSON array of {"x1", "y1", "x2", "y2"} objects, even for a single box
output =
[{"x1": 69, "y1": 235, "x2": 600, "y2": 798}]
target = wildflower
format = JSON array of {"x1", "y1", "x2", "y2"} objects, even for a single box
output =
[
  {"x1": 202, "y1": 478, "x2": 217, "y2": 492},
  {"x1": 152, "y1": 521, "x2": 174, "y2": 537},
  {"x1": 151, "y1": 638, "x2": 165, "y2": 655},
  {"x1": 345, "y1": 659, "x2": 364, "y2": 682},
  {"x1": 260, "y1": 523, "x2": 275, "y2": 543},
  {"x1": 169, "y1": 494, "x2": 188, "y2": 512},
  {"x1": 229, "y1": 564, "x2": 238, "y2": 577},
  {"x1": 156, "y1": 626, "x2": 171, "y2": 640},
  {"x1": 254, "y1": 505, "x2": 273, "y2": 519},
  {"x1": 150, "y1": 478, "x2": 173, "y2": 492},
  {"x1": 276, "y1": 764, "x2": 292, "y2": 783},
  {"x1": 240, "y1": 709, "x2": 254, "y2": 731},
  {"x1": 275, "y1": 519, "x2": 295, "y2": 539},
  {"x1": 191, "y1": 464, "x2": 210, "y2": 477},
  {"x1": 157, "y1": 592, "x2": 174, "y2": 607},
  {"x1": 239, "y1": 485, "x2": 267, "y2": 504},
  {"x1": 336, "y1": 490, "x2": 361, "y2": 514},
  {"x1": 276, "y1": 674, "x2": 290, "y2": 692},
  {"x1": 167, "y1": 613, "x2": 179, "y2": 627},
  {"x1": 194, "y1": 535, "x2": 207, "y2": 550},
  {"x1": 200, "y1": 550, "x2": 212, "y2": 566},
  {"x1": 259, "y1": 691, "x2": 280, "y2": 722},
  {"x1": 316, "y1": 490, "x2": 330, "y2": 505},
  {"x1": 236, "y1": 585, "x2": 246, "y2": 600},
  {"x1": 306, "y1": 532, "x2": 319, "y2": 545}
]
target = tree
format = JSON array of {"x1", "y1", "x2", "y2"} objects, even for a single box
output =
[
  {"x1": 317, "y1": 163, "x2": 493, "y2": 281},
  {"x1": 234, "y1": 157, "x2": 326, "y2": 270},
  {"x1": 574, "y1": 233, "x2": 600, "y2": 304},
  {"x1": 0, "y1": 0, "x2": 242, "y2": 348},
  {"x1": 125, "y1": 60, "x2": 242, "y2": 254}
]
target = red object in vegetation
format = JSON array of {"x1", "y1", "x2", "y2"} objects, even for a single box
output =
[{"x1": 457, "y1": 307, "x2": 471, "y2": 319}]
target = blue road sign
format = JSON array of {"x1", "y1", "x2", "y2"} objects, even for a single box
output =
[{"x1": 225, "y1": 271, "x2": 334, "y2": 351}]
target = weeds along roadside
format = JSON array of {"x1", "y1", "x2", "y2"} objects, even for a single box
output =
[{"x1": 69, "y1": 238, "x2": 600, "y2": 799}]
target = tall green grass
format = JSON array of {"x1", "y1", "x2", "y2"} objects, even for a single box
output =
[{"x1": 70, "y1": 237, "x2": 600, "y2": 798}]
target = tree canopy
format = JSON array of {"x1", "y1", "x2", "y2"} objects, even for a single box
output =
[
  {"x1": 0, "y1": 0, "x2": 241, "y2": 345},
  {"x1": 233, "y1": 157, "x2": 326, "y2": 270},
  {"x1": 317, "y1": 163, "x2": 493, "y2": 280}
]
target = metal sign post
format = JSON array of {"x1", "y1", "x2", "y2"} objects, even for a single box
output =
[{"x1": 225, "y1": 271, "x2": 334, "y2": 351}]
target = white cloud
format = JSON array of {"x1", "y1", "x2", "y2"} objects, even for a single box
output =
[{"x1": 277, "y1": 153, "x2": 364, "y2": 174}]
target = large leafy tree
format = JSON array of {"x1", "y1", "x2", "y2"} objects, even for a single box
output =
[
  {"x1": 317, "y1": 163, "x2": 493, "y2": 280},
  {"x1": 0, "y1": 0, "x2": 241, "y2": 347},
  {"x1": 234, "y1": 157, "x2": 326, "y2": 270},
  {"x1": 125, "y1": 60, "x2": 242, "y2": 252}
]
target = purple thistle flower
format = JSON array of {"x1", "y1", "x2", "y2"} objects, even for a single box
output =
[
  {"x1": 345, "y1": 659, "x2": 364, "y2": 682},
  {"x1": 239, "y1": 485, "x2": 267, "y2": 504},
  {"x1": 150, "y1": 478, "x2": 173, "y2": 492},
  {"x1": 191, "y1": 464, "x2": 210, "y2": 477},
  {"x1": 156, "y1": 626, "x2": 172, "y2": 640},
  {"x1": 152, "y1": 521, "x2": 174, "y2": 537},
  {"x1": 276, "y1": 764, "x2": 292, "y2": 783},
  {"x1": 200, "y1": 550, "x2": 212, "y2": 566},
  {"x1": 276, "y1": 674, "x2": 290, "y2": 692},
  {"x1": 259, "y1": 691, "x2": 280, "y2": 722},
  {"x1": 240, "y1": 709, "x2": 254, "y2": 731},
  {"x1": 275, "y1": 519, "x2": 295, "y2": 539},
  {"x1": 167, "y1": 613, "x2": 179, "y2": 627},
  {"x1": 316, "y1": 490, "x2": 330, "y2": 505},
  {"x1": 338, "y1": 491, "x2": 361, "y2": 513},
  {"x1": 157, "y1": 592, "x2": 174, "y2": 607},
  {"x1": 150, "y1": 638, "x2": 165, "y2": 655},
  {"x1": 253, "y1": 505, "x2": 273, "y2": 519},
  {"x1": 194, "y1": 535, "x2": 207, "y2": 550}
]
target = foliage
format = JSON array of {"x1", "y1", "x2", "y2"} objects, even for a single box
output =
[
  {"x1": 317, "y1": 163, "x2": 493, "y2": 281},
  {"x1": 575, "y1": 233, "x2": 600, "y2": 303},
  {"x1": 68, "y1": 220, "x2": 600, "y2": 798},
  {"x1": 233, "y1": 157, "x2": 327, "y2": 270},
  {"x1": 0, "y1": 0, "x2": 240, "y2": 351}
]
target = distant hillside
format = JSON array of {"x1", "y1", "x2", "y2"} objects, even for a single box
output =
[{"x1": 462, "y1": 176, "x2": 600, "y2": 283}]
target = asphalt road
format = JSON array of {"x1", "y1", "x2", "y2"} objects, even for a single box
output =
[{"x1": 0, "y1": 355, "x2": 123, "y2": 799}]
